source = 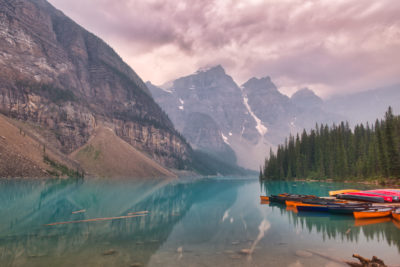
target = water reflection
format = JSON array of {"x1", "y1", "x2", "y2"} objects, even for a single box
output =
[
  {"x1": 0, "y1": 179, "x2": 399, "y2": 266},
  {"x1": 0, "y1": 178, "x2": 248, "y2": 267},
  {"x1": 261, "y1": 181, "x2": 400, "y2": 253}
]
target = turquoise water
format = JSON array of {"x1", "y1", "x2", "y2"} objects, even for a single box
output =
[{"x1": 0, "y1": 178, "x2": 399, "y2": 266}]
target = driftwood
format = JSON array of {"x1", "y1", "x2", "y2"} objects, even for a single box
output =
[
  {"x1": 45, "y1": 214, "x2": 147, "y2": 226},
  {"x1": 345, "y1": 254, "x2": 387, "y2": 267},
  {"x1": 127, "y1": 211, "x2": 149, "y2": 216},
  {"x1": 72, "y1": 209, "x2": 86, "y2": 214}
]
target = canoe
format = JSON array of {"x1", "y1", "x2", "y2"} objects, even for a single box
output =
[
  {"x1": 342, "y1": 192, "x2": 397, "y2": 202},
  {"x1": 270, "y1": 194, "x2": 316, "y2": 204},
  {"x1": 392, "y1": 208, "x2": 400, "y2": 221},
  {"x1": 269, "y1": 195, "x2": 287, "y2": 203},
  {"x1": 260, "y1": 196, "x2": 269, "y2": 202},
  {"x1": 286, "y1": 201, "x2": 327, "y2": 207},
  {"x1": 337, "y1": 194, "x2": 385, "y2": 203},
  {"x1": 327, "y1": 205, "x2": 370, "y2": 215},
  {"x1": 367, "y1": 190, "x2": 400, "y2": 197},
  {"x1": 329, "y1": 189, "x2": 360, "y2": 196},
  {"x1": 297, "y1": 205, "x2": 329, "y2": 212},
  {"x1": 353, "y1": 207, "x2": 393, "y2": 219}
]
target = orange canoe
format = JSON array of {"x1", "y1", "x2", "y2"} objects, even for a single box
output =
[
  {"x1": 260, "y1": 196, "x2": 269, "y2": 202},
  {"x1": 353, "y1": 208, "x2": 393, "y2": 219},
  {"x1": 285, "y1": 200, "x2": 323, "y2": 207}
]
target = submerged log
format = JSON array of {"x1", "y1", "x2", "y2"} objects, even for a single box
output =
[{"x1": 45, "y1": 214, "x2": 147, "y2": 226}]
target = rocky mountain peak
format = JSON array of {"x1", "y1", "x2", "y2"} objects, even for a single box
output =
[
  {"x1": 291, "y1": 88, "x2": 323, "y2": 108},
  {"x1": 242, "y1": 76, "x2": 277, "y2": 92},
  {"x1": 196, "y1": 64, "x2": 225, "y2": 75}
]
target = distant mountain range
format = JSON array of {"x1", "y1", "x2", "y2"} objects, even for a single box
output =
[
  {"x1": 325, "y1": 84, "x2": 400, "y2": 125},
  {"x1": 149, "y1": 66, "x2": 399, "y2": 170}
]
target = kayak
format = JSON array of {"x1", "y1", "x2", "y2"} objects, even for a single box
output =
[
  {"x1": 329, "y1": 189, "x2": 360, "y2": 196},
  {"x1": 353, "y1": 207, "x2": 393, "y2": 219},
  {"x1": 260, "y1": 196, "x2": 269, "y2": 202},
  {"x1": 342, "y1": 192, "x2": 398, "y2": 202},
  {"x1": 392, "y1": 208, "x2": 400, "y2": 221},
  {"x1": 337, "y1": 194, "x2": 385, "y2": 203}
]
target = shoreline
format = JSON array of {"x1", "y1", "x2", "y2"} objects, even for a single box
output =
[{"x1": 260, "y1": 178, "x2": 400, "y2": 188}]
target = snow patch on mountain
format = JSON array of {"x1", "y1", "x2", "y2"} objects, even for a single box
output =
[
  {"x1": 178, "y1": 98, "x2": 184, "y2": 110},
  {"x1": 241, "y1": 89, "x2": 268, "y2": 136},
  {"x1": 221, "y1": 133, "x2": 230, "y2": 144}
]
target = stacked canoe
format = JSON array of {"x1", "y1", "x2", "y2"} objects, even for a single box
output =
[{"x1": 260, "y1": 189, "x2": 400, "y2": 222}]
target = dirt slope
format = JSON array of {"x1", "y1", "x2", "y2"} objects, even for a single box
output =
[
  {"x1": 70, "y1": 126, "x2": 177, "y2": 179},
  {"x1": 0, "y1": 114, "x2": 77, "y2": 178}
]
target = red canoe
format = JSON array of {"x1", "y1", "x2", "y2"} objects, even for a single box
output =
[
  {"x1": 343, "y1": 192, "x2": 396, "y2": 203},
  {"x1": 367, "y1": 190, "x2": 400, "y2": 197}
]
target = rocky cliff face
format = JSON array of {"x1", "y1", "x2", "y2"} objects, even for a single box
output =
[
  {"x1": 147, "y1": 66, "x2": 264, "y2": 169},
  {"x1": 149, "y1": 67, "x2": 342, "y2": 170},
  {"x1": 0, "y1": 0, "x2": 191, "y2": 169},
  {"x1": 182, "y1": 112, "x2": 236, "y2": 165}
]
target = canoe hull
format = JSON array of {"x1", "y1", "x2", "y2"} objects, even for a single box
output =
[
  {"x1": 353, "y1": 210, "x2": 392, "y2": 219},
  {"x1": 297, "y1": 205, "x2": 329, "y2": 212},
  {"x1": 337, "y1": 194, "x2": 385, "y2": 203},
  {"x1": 328, "y1": 206, "x2": 369, "y2": 215}
]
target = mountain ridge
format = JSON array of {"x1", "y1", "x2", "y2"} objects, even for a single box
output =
[{"x1": 0, "y1": 0, "x2": 194, "y2": 178}]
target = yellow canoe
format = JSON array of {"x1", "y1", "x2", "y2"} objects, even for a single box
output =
[{"x1": 329, "y1": 189, "x2": 360, "y2": 196}]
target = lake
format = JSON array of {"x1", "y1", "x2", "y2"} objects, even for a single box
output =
[{"x1": 0, "y1": 178, "x2": 399, "y2": 266}]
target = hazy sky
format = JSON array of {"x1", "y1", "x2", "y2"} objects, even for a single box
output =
[{"x1": 48, "y1": 0, "x2": 400, "y2": 98}]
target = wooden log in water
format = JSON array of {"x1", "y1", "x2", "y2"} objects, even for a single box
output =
[
  {"x1": 45, "y1": 214, "x2": 147, "y2": 226},
  {"x1": 127, "y1": 211, "x2": 149, "y2": 216},
  {"x1": 72, "y1": 209, "x2": 86, "y2": 214}
]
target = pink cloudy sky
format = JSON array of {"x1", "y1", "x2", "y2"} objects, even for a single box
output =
[{"x1": 48, "y1": 0, "x2": 400, "y2": 98}]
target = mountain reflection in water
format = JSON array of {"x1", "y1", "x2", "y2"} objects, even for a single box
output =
[{"x1": 0, "y1": 178, "x2": 399, "y2": 267}]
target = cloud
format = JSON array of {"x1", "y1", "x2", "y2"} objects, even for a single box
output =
[{"x1": 48, "y1": 0, "x2": 400, "y2": 98}]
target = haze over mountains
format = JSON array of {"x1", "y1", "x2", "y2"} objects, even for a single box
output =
[{"x1": 148, "y1": 65, "x2": 399, "y2": 170}]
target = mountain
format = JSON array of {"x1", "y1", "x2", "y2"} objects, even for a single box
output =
[
  {"x1": 241, "y1": 76, "x2": 295, "y2": 145},
  {"x1": 149, "y1": 67, "x2": 342, "y2": 170},
  {"x1": 0, "y1": 0, "x2": 194, "y2": 178},
  {"x1": 291, "y1": 88, "x2": 323, "y2": 109},
  {"x1": 148, "y1": 65, "x2": 267, "y2": 170},
  {"x1": 325, "y1": 84, "x2": 400, "y2": 125}
]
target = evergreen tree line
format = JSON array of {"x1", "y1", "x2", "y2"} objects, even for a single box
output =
[{"x1": 260, "y1": 107, "x2": 400, "y2": 181}]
